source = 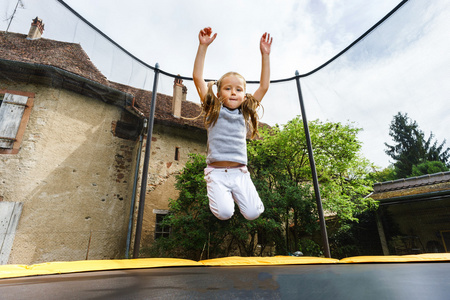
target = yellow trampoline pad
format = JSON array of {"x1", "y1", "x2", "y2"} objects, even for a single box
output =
[
  {"x1": 339, "y1": 253, "x2": 450, "y2": 263},
  {"x1": 1, "y1": 254, "x2": 450, "y2": 279},
  {"x1": 0, "y1": 258, "x2": 202, "y2": 279},
  {"x1": 200, "y1": 256, "x2": 339, "y2": 266}
]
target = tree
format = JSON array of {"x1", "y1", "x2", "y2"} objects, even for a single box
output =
[
  {"x1": 385, "y1": 112, "x2": 449, "y2": 179},
  {"x1": 145, "y1": 153, "x2": 279, "y2": 260},
  {"x1": 147, "y1": 117, "x2": 377, "y2": 259},
  {"x1": 367, "y1": 165, "x2": 397, "y2": 183},
  {"x1": 248, "y1": 117, "x2": 377, "y2": 255},
  {"x1": 411, "y1": 161, "x2": 449, "y2": 177}
]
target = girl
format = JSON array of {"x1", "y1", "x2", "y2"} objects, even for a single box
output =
[{"x1": 193, "y1": 27, "x2": 272, "y2": 220}]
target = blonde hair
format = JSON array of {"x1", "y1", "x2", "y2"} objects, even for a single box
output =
[{"x1": 202, "y1": 72, "x2": 261, "y2": 138}]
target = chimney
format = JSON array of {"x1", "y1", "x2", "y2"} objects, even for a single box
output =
[
  {"x1": 173, "y1": 76, "x2": 186, "y2": 118},
  {"x1": 27, "y1": 17, "x2": 44, "y2": 40}
]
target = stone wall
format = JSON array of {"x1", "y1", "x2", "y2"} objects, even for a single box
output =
[
  {"x1": 0, "y1": 82, "x2": 139, "y2": 264},
  {"x1": 139, "y1": 123, "x2": 207, "y2": 249}
]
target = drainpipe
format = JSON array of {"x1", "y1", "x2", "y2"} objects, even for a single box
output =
[{"x1": 125, "y1": 118, "x2": 147, "y2": 258}]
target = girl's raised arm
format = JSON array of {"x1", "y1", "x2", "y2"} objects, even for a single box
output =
[
  {"x1": 193, "y1": 27, "x2": 217, "y2": 102},
  {"x1": 253, "y1": 32, "x2": 272, "y2": 102}
]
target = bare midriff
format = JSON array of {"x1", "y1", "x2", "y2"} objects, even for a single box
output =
[{"x1": 209, "y1": 161, "x2": 244, "y2": 168}]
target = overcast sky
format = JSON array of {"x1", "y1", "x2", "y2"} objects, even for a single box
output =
[{"x1": 1, "y1": 0, "x2": 449, "y2": 168}]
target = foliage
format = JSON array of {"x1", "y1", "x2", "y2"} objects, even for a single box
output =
[
  {"x1": 248, "y1": 117, "x2": 377, "y2": 255},
  {"x1": 298, "y1": 239, "x2": 323, "y2": 257},
  {"x1": 147, "y1": 153, "x2": 226, "y2": 260},
  {"x1": 367, "y1": 165, "x2": 397, "y2": 183},
  {"x1": 411, "y1": 160, "x2": 449, "y2": 177},
  {"x1": 148, "y1": 117, "x2": 377, "y2": 259},
  {"x1": 385, "y1": 112, "x2": 449, "y2": 179},
  {"x1": 146, "y1": 153, "x2": 278, "y2": 260}
]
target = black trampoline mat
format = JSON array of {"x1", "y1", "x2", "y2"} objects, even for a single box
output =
[{"x1": 1, "y1": 263, "x2": 449, "y2": 299}]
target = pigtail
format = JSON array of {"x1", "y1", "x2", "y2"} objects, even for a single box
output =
[
  {"x1": 241, "y1": 93, "x2": 262, "y2": 139},
  {"x1": 202, "y1": 81, "x2": 222, "y2": 128},
  {"x1": 202, "y1": 72, "x2": 262, "y2": 138}
]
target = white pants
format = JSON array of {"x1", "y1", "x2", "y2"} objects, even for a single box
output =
[{"x1": 204, "y1": 166, "x2": 264, "y2": 220}]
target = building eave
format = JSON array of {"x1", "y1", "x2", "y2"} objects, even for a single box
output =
[
  {"x1": 0, "y1": 58, "x2": 143, "y2": 118},
  {"x1": 372, "y1": 171, "x2": 450, "y2": 205},
  {"x1": 373, "y1": 171, "x2": 450, "y2": 193}
]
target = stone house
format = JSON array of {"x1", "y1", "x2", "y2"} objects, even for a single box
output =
[
  {"x1": 0, "y1": 18, "x2": 206, "y2": 264},
  {"x1": 372, "y1": 171, "x2": 450, "y2": 255},
  {"x1": 112, "y1": 80, "x2": 207, "y2": 250}
]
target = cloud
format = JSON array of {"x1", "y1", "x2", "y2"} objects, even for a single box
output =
[
  {"x1": 1, "y1": 0, "x2": 448, "y2": 168},
  {"x1": 294, "y1": 0, "x2": 450, "y2": 167}
]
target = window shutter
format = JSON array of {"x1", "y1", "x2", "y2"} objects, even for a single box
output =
[
  {"x1": 0, "y1": 93, "x2": 28, "y2": 148},
  {"x1": 0, "y1": 202, "x2": 23, "y2": 265}
]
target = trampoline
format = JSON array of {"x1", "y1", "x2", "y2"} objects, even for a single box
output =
[
  {"x1": 1, "y1": 255, "x2": 449, "y2": 299},
  {"x1": 1, "y1": 1, "x2": 450, "y2": 299}
]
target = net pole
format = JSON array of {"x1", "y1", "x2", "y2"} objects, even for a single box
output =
[
  {"x1": 295, "y1": 70, "x2": 331, "y2": 258},
  {"x1": 133, "y1": 63, "x2": 160, "y2": 258},
  {"x1": 125, "y1": 129, "x2": 144, "y2": 259}
]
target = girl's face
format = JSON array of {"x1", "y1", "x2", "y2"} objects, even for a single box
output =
[{"x1": 218, "y1": 75, "x2": 246, "y2": 110}]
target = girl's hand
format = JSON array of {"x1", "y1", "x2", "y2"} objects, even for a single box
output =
[
  {"x1": 199, "y1": 27, "x2": 217, "y2": 46},
  {"x1": 260, "y1": 32, "x2": 272, "y2": 55}
]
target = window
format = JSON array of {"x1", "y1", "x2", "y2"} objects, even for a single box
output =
[
  {"x1": 155, "y1": 213, "x2": 170, "y2": 239},
  {"x1": 174, "y1": 147, "x2": 180, "y2": 161},
  {"x1": 0, "y1": 90, "x2": 35, "y2": 154}
]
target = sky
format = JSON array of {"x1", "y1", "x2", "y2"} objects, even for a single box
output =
[{"x1": 1, "y1": 0, "x2": 449, "y2": 168}]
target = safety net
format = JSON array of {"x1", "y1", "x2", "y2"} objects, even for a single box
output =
[{"x1": 0, "y1": 0, "x2": 449, "y2": 267}]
